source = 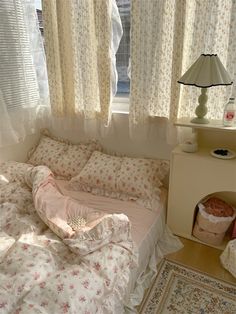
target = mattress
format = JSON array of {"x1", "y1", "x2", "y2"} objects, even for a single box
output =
[{"x1": 56, "y1": 180, "x2": 167, "y2": 301}]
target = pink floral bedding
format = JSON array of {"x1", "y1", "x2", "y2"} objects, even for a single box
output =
[{"x1": 0, "y1": 162, "x2": 137, "y2": 314}]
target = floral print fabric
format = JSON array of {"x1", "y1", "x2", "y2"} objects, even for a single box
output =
[
  {"x1": 69, "y1": 151, "x2": 169, "y2": 209},
  {"x1": 117, "y1": 157, "x2": 169, "y2": 202},
  {"x1": 42, "y1": 0, "x2": 122, "y2": 126},
  {"x1": 28, "y1": 135, "x2": 68, "y2": 173},
  {"x1": 0, "y1": 161, "x2": 137, "y2": 313},
  {"x1": 28, "y1": 134, "x2": 101, "y2": 179},
  {"x1": 53, "y1": 141, "x2": 101, "y2": 179},
  {"x1": 69, "y1": 151, "x2": 122, "y2": 196},
  {"x1": 130, "y1": 0, "x2": 236, "y2": 127}
]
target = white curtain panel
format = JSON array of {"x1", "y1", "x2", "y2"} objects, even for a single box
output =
[
  {"x1": 43, "y1": 0, "x2": 122, "y2": 127},
  {"x1": 130, "y1": 0, "x2": 236, "y2": 129},
  {"x1": 0, "y1": 0, "x2": 49, "y2": 147}
]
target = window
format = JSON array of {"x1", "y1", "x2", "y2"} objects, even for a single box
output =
[
  {"x1": 34, "y1": 0, "x2": 129, "y2": 112},
  {"x1": 35, "y1": 0, "x2": 43, "y2": 36},
  {"x1": 115, "y1": 0, "x2": 130, "y2": 98}
]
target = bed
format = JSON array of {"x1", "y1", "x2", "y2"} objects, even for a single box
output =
[{"x1": 0, "y1": 132, "x2": 182, "y2": 313}]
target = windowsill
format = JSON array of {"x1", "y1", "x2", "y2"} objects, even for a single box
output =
[
  {"x1": 175, "y1": 117, "x2": 236, "y2": 131},
  {"x1": 111, "y1": 96, "x2": 129, "y2": 114}
]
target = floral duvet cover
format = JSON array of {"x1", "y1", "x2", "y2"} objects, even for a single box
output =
[{"x1": 0, "y1": 162, "x2": 137, "y2": 314}]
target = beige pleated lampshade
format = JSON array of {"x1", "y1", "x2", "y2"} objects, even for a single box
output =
[{"x1": 178, "y1": 54, "x2": 233, "y2": 88}]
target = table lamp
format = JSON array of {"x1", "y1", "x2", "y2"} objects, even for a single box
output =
[{"x1": 178, "y1": 54, "x2": 233, "y2": 124}]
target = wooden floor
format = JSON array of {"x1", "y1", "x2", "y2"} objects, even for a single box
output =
[{"x1": 166, "y1": 237, "x2": 236, "y2": 284}]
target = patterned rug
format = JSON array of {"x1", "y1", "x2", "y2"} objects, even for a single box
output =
[{"x1": 139, "y1": 259, "x2": 236, "y2": 314}]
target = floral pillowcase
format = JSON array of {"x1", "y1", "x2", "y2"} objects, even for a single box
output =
[
  {"x1": 69, "y1": 151, "x2": 122, "y2": 197},
  {"x1": 117, "y1": 157, "x2": 169, "y2": 202},
  {"x1": 69, "y1": 151, "x2": 169, "y2": 208},
  {"x1": 52, "y1": 141, "x2": 101, "y2": 179},
  {"x1": 28, "y1": 134, "x2": 101, "y2": 179}
]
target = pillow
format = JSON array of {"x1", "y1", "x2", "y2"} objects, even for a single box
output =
[
  {"x1": 69, "y1": 151, "x2": 169, "y2": 208},
  {"x1": 52, "y1": 141, "x2": 101, "y2": 179},
  {"x1": 28, "y1": 135, "x2": 68, "y2": 174},
  {"x1": 28, "y1": 132, "x2": 102, "y2": 178},
  {"x1": 117, "y1": 157, "x2": 169, "y2": 201},
  {"x1": 69, "y1": 151, "x2": 122, "y2": 196}
]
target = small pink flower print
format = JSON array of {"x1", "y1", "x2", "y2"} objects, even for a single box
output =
[
  {"x1": 6, "y1": 259, "x2": 12, "y2": 265},
  {"x1": 11, "y1": 271, "x2": 17, "y2": 277},
  {"x1": 69, "y1": 284, "x2": 74, "y2": 290},
  {"x1": 96, "y1": 289, "x2": 102, "y2": 296},
  {"x1": 113, "y1": 266, "x2": 118, "y2": 274},
  {"x1": 71, "y1": 270, "x2": 80, "y2": 276},
  {"x1": 34, "y1": 272, "x2": 40, "y2": 280},
  {"x1": 15, "y1": 307, "x2": 22, "y2": 314},
  {"x1": 0, "y1": 301, "x2": 7, "y2": 309},
  {"x1": 40, "y1": 301, "x2": 48, "y2": 308},
  {"x1": 57, "y1": 283, "x2": 64, "y2": 293},
  {"x1": 105, "y1": 279, "x2": 111, "y2": 287},
  {"x1": 39, "y1": 282, "x2": 46, "y2": 289},
  {"x1": 108, "y1": 255, "x2": 113, "y2": 260},
  {"x1": 79, "y1": 296, "x2": 86, "y2": 302},
  {"x1": 82, "y1": 280, "x2": 89, "y2": 289},
  {"x1": 94, "y1": 262, "x2": 101, "y2": 271},
  {"x1": 55, "y1": 274, "x2": 61, "y2": 279},
  {"x1": 60, "y1": 302, "x2": 70, "y2": 313},
  {"x1": 17, "y1": 284, "x2": 25, "y2": 294},
  {"x1": 27, "y1": 263, "x2": 34, "y2": 267},
  {"x1": 29, "y1": 304, "x2": 34, "y2": 308},
  {"x1": 44, "y1": 239, "x2": 51, "y2": 245},
  {"x1": 22, "y1": 244, "x2": 30, "y2": 251}
]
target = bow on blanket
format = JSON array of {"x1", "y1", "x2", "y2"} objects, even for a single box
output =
[{"x1": 0, "y1": 163, "x2": 137, "y2": 314}]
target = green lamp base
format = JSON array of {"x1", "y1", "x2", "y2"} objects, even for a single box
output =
[
  {"x1": 191, "y1": 88, "x2": 209, "y2": 124},
  {"x1": 191, "y1": 117, "x2": 209, "y2": 124}
]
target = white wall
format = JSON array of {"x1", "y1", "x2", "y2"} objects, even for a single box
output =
[
  {"x1": 0, "y1": 114, "x2": 175, "y2": 163},
  {"x1": 49, "y1": 113, "x2": 175, "y2": 160}
]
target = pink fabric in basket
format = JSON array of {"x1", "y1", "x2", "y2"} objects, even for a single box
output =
[{"x1": 203, "y1": 197, "x2": 234, "y2": 217}]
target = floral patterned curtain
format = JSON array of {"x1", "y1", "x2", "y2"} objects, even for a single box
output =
[
  {"x1": 130, "y1": 0, "x2": 236, "y2": 129},
  {"x1": 43, "y1": 0, "x2": 122, "y2": 126}
]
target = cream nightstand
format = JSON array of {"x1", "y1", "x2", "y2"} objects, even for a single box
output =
[{"x1": 167, "y1": 145, "x2": 236, "y2": 249}]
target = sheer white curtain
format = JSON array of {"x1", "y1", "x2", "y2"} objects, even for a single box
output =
[
  {"x1": 0, "y1": 0, "x2": 49, "y2": 147},
  {"x1": 43, "y1": 0, "x2": 122, "y2": 133},
  {"x1": 129, "y1": 0, "x2": 236, "y2": 133}
]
